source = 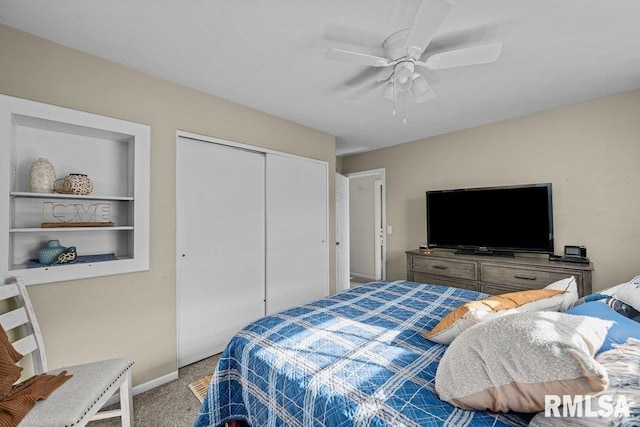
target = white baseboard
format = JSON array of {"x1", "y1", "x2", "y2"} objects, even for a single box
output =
[{"x1": 104, "y1": 370, "x2": 179, "y2": 407}]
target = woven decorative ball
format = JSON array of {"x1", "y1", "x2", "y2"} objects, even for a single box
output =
[{"x1": 62, "y1": 174, "x2": 94, "y2": 195}]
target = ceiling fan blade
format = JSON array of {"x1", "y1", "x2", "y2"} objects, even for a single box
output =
[
  {"x1": 410, "y1": 74, "x2": 436, "y2": 103},
  {"x1": 404, "y1": 0, "x2": 454, "y2": 59},
  {"x1": 348, "y1": 79, "x2": 389, "y2": 100},
  {"x1": 323, "y1": 23, "x2": 384, "y2": 50},
  {"x1": 344, "y1": 67, "x2": 393, "y2": 89},
  {"x1": 425, "y1": 24, "x2": 492, "y2": 54},
  {"x1": 325, "y1": 48, "x2": 391, "y2": 67},
  {"x1": 417, "y1": 42, "x2": 503, "y2": 70},
  {"x1": 377, "y1": 68, "x2": 395, "y2": 82}
]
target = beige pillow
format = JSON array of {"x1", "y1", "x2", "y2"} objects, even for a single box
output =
[{"x1": 435, "y1": 311, "x2": 611, "y2": 413}]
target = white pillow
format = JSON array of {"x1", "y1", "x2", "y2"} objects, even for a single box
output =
[
  {"x1": 543, "y1": 276, "x2": 579, "y2": 311},
  {"x1": 600, "y1": 282, "x2": 625, "y2": 296},
  {"x1": 610, "y1": 275, "x2": 640, "y2": 312}
]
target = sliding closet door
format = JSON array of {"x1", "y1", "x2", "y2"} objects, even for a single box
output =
[
  {"x1": 177, "y1": 138, "x2": 265, "y2": 367},
  {"x1": 266, "y1": 154, "x2": 328, "y2": 315}
]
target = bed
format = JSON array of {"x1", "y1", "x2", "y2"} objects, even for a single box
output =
[{"x1": 193, "y1": 280, "x2": 533, "y2": 427}]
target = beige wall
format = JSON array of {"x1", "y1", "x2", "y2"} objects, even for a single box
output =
[
  {"x1": 349, "y1": 175, "x2": 378, "y2": 279},
  {"x1": 0, "y1": 24, "x2": 336, "y2": 386},
  {"x1": 342, "y1": 89, "x2": 640, "y2": 292}
]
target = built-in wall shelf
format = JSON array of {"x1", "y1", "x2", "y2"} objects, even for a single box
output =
[
  {"x1": 10, "y1": 192, "x2": 134, "y2": 201},
  {"x1": 0, "y1": 94, "x2": 150, "y2": 285},
  {"x1": 10, "y1": 227, "x2": 135, "y2": 233},
  {"x1": 11, "y1": 257, "x2": 132, "y2": 271}
]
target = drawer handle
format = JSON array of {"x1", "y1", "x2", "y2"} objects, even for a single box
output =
[
  {"x1": 433, "y1": 265, "x2": 448, "y2": 270},
  {"x1": 515, "y1": 274, "x2": 537, "y2": 281}
]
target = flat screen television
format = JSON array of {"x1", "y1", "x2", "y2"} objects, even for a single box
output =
[{"x1": 426, "y1": 183, "x2": 554, "y2": 255}]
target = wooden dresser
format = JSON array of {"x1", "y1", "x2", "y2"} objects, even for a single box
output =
[{"x1": 406, "y1": 249, "x2": 593, "y2": 297}]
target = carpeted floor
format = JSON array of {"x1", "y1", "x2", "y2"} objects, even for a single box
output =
[
  {"x1": 91, "y1": 354, "x2": 219, "y2": 427},
  {"x1": 350, "y1": 276, "x2": 372, "y2": 287}
]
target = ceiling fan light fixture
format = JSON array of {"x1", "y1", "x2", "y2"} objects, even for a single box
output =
[
  {"x1": 411, "y1": 73, "x2": 427, "y2": 89},
  {"x1": 394, "y1": 61, "x2": 414, "y2": 78},
  {"x1": 412, "y1": 74, "x2": 436, "y2": 104},
  {"x1": 393, "y1": 61, "x2": 415, "y2": 92},
  {"x1": 395, "y1": 78, "x2": 412, "y2": 93},
  {"x1": 383, "y1": 82, "x2": 396, "y2": 101}
]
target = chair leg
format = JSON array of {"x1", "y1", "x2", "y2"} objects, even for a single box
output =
[{"x1": 120, "y1": 369, "x2": 133, "y2": 427}]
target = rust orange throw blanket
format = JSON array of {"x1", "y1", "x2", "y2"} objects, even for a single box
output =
[{"x1": 0, "y1": 326, "x2": 71, "y2": 427}]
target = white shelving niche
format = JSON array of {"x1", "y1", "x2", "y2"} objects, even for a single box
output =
[{"x1": 0, "y1": 95, "x2": 150, "y2": 285}]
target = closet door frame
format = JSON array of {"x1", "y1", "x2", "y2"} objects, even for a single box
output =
[{"x1": 175, "y1": 130, "x2": 329, "y2": 364}]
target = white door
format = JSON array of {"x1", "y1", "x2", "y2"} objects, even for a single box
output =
[
  {"x1": 265, "y1": 154, "x2": 328, "y2": 315},
  {"x1": 177, "y1": 138, "x2": 266, "y2": 367},
  {"x1": 374, "y1": 179, "x2": 383, "y2": 281},
  {"x1": 335, "y1": 173, "x2": 350, "y2": 291}
]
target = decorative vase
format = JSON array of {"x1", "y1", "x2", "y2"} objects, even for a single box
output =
[
  {"x1": 29, "y1": 158, "x2": 56, "y2": 193},
  {"x1": 60, "y1": 174, "x2": 93, "y2": 195},
  {"x1": 38, "y1": 240, "x2": 67, "y2": 265}
]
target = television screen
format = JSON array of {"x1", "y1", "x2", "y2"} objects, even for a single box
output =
[{"x1": 426, "y1": 183, "x2": 554, "y2": 254}]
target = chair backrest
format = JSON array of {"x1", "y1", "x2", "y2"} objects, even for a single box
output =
[{"x1": 0, "y1": 277, "x2": 48, "y2": 374}]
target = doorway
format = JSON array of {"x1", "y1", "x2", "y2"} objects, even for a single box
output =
[
  {"x1": 335, "y1": 173, "x2": 350, "y2": 292},
  {"x1": 344, "y1": 169, "x2": 386, "y2": 285}
]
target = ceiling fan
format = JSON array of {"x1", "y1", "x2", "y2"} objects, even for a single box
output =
[{"x1": 325, "y1": 0, "x2": 502, "y2": 106}]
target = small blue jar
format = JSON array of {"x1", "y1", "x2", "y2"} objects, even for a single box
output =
[{"x1": 38, "y1": 240, "x2": 67, "y2": 265}]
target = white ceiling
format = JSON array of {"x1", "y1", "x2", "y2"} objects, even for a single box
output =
[{"x1": 1, "y1": 0, "x2": 639, "y2": 156}]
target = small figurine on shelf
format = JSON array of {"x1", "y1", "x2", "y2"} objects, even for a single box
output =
[{"x1": 55, "y1": 247, "x2": 78, "y2": 264}]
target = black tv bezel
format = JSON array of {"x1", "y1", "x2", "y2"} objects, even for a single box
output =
[{"x1": 425, "y1": 183, "x2": 554, "y2": 255}]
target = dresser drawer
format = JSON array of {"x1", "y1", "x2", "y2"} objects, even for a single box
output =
[
  {"x1": 481, "y1": 264, "x2": 573, "y2": 289},
  {"x1": 411, "y1": 257, "x2": 477, "y2": 280},
  {"x1": 407, "y1": 250, "x2": 592, "y2": 297},
  {"x1": 480, "y1": 283, "x2": 531, "y2": 295},
  {"x1": 412, "y1": 273, "x2": 479, "y2": 292}
]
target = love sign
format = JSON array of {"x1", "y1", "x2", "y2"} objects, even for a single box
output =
[{"x1": 42, "y1": 202, "x2": 112, "y2": 223}]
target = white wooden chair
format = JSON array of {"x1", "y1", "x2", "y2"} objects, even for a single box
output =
[{"x1": 0, "y1": 277, "x2": 134, "y2": 426}]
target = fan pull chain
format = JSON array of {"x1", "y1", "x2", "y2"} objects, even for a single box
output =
[
  {"x1": 403, "y1": 92, "x2": 407, "y2": 124},
  {"x1": 392, "y1": 79, "x2": 397, "y2": 116}
]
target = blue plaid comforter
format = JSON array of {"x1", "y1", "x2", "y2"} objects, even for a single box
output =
[{"x1": 193, "y1": 281, "x2": 532, "y2": 427}]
